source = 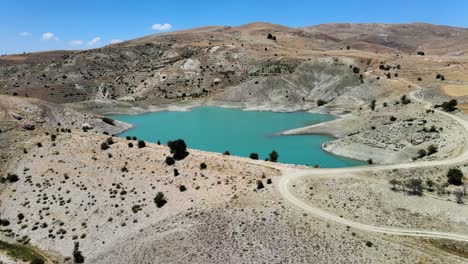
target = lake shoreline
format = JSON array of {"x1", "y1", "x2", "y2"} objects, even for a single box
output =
[{"x1": 111, "y1": 106, "x2": 365, "y2": 167}]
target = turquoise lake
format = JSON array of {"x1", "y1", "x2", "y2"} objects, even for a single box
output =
[{"x1": 111, "y1": 106, "x2": 364, "y2": 168}]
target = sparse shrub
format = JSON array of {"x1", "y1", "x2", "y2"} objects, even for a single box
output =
[
  {"x1": 454, "y1": 189, "x2": 464, "y2": 204},
  {"x1": 407, "y1": 178, "x2": 423, "y2": 195},
  {"x1": 269, "y1": 150, "x2": 279, "y2": 162},
  {"x1": 173, "y1": 169, "x2": 179, "y2": 176},
  {"x1": 417, "y1": 51, "x2": 425, "y2": 56},
  {"x1": 200, "y1": 162, "x2": 207, "y2": 169},
  {"x1": 168, "y1": 139, "x2": 189, "y2": 160},
  {"x1": 102, "y1": 117, "x2": 115, "y2": 126},
  {"x1": 223, "y1": 150, "x2": 230, "y2": 155},
  {"x1": 250, "y1": 153, "x2": 259, "y2": 160},
  {"x1": 426, "y1": 179, "x2": 435, "y2": 192},
  {"x1": 179, "y1": 185, "x2": 187, "y2": 192},
  {"x1": 390, "y1": 116, "x2": 397, "y2": 121},
  {"x1": 137, "y1": 140, "x2": 146, "y2": 148},
  {"x1": 31, "y1": 257, "x2": 45, "y2": 264},
  {"x1": 266, "y1": 179, "x2": 272, "y2": 184},
  {"x1": 417, "y1": 149, "x2": 427, "y2": 158},
  {"x1": 447, "y1": 168, "x2": 464, "y2": 186},
  {"x1": 131, "y1": 205, "x2": 142, "y2": 213},
  {"x1": 389, "y1": 179, "x2": 400, "y2": 191},
  {"x1": 128, "y1": 142, "x2": 133, "y2": 148},
  {"x1": 18, "y1": 213, "x2": 24, "y2": 220},
  {"x1": 400, "y1": 95, "x2": 411, "y2": 105},
  {"x1": 352, "y1": 66, "x2": 360, "y2": 74},
  {"x1": 165, "y1": 156, "x2": 175, "y2": 165},
  {"x1": 427, "y1": 144, "x2": 438, "y2": 156},
  {"x1": 126, "y1": 136, "x2": 131, "y2": 140},
  {"x1": 367, "y1": 159, "x2": 373, "y2": 165},
  {"x1": 317, "y1": 99, "x2": 326, "y2": 106},
  {"x1": 154, "y1": 192, "x2": 167, "y2": 208},
  {"x1": 365, "y1": 241, "x2": 373, "y2": 247}
]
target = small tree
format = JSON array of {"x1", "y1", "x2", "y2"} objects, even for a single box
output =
[
  {"x1": 447, "y1": 168, "x2": 464, "y2": 186},
  {"x1": 441, "y1": 99, "x2": 458, "y2": 112},
  {"x1": 165, "y1": 156, "x2": 175, "y2": 166},
  {"x1": 367, "y1": 159, "x2": 373, "y2": 165},
  {"x1": 269, "y1": 150, "x2": 279, "y2": 162},
  {"x1": 73, "y1": 242, "x2": 85, "y2": 263},
  {"x1": 256, "y1": 180, "x2": 264, "y2": 190},
  {"x1": 250, "y1": 153, "x2": 259, "y2": 160},
  {"x1": 154, "y1": 192, "x2": 167, "y2": 208},
  {"x1": 6, "y1": 173, "x2": 19, "y2": 183},
  {"x1": 168, "y1": 139, "x2": 189, "y2": 160},
  {"x1": 407, "y1": 178, "x2": 423, "y2": 195},
  {"x1": 223, "y1": 150, "x2": 230, "y2": 155},
  {"x1": 100, "y1": 142, "x2": 109, "y2": 150},
  {"x1": 370, "y1": 100, "x2": 376, "y2": 111},
  {"x1": 137, "y1": 140, "x2": 146, "y2": 148},
  {"x1": 200, "y1": 162, "x2": 207, "y2": 169}
]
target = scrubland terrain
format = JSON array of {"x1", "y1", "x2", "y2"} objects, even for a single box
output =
[{"x1": 0, "y1": 22, "x2": 468, "y2": 263}]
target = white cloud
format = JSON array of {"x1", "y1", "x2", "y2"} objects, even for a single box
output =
[
  {"x1": 18, "y1": 32, "x2": 31, "y2": 37},
  {"x1": 110, "y1": 39, "x2": 123, "y2": 44},
  {"x1": 69, "y1": 40, "x2": 83, "y2": 47},
  {"x1": 42, "y1": 32, "x2": 58, "y2": 41},
  {"x1": 151, "y1": 23, "x2": 172, "y2": 31},
  {"x1": 87, "y1": 37, "x2": 101, "y2": 46}
]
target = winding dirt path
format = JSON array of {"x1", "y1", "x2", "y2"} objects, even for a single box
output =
[{"x1": 277, "y1": 89, "x2": 468, "y2": 242}]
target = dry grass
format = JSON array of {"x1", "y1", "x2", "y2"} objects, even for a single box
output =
[{"x1": 442, "y1": 84, "x2": 468, "y2": 97}]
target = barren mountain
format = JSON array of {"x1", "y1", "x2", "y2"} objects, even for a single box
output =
[
  {"x1": 1, "y1": 22, "x2": 468, "y2": 263},
  {"x1": 1, "y1": 22, "x2": 467, "y2": 110}
]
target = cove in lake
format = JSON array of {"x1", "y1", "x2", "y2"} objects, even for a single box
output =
[{"x1": 111, "y1": 106, "x2": 364, "y2": 168}]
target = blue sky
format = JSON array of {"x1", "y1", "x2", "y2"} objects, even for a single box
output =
[{"x1": 1, "y1": 0, "x2": 467, "y2": 54}]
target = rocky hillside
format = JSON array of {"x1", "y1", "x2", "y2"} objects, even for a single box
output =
[{"x1": 1, "y1": 22, "x2": 467, "y2": 111}]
